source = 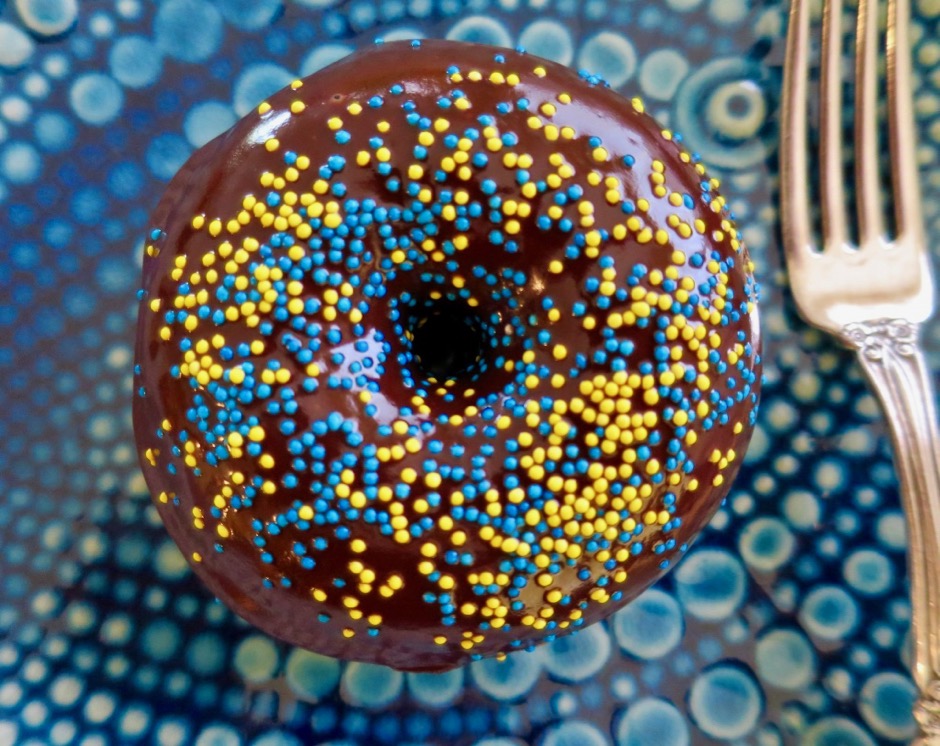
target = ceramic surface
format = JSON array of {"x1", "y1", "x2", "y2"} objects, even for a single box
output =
[{"x1": 0, "y1": 0, "x2": 939, "y2": 744}]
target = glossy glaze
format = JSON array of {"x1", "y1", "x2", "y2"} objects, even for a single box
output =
[{"x1": 133, "y1": 40, "x2": 761, "y2": 671}]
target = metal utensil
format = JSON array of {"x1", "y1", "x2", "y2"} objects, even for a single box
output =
[{"x1": 780, "y1": 0, "x2": 940, "y2": 737}]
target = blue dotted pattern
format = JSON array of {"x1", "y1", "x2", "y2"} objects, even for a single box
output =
[{"x1": 0, "y1": 0, "x2": 937, "y2": 744}]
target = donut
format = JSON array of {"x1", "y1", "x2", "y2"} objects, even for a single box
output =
[{"x1": 133, "y1": 39, "x2": 761, "y2": 671}]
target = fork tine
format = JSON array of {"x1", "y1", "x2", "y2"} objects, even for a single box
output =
[
  {"x1": 854, "y1": 0, "x2": 885, "y2": 246},
  {"x1": 820, "y1": 0, "x2": 850, "y2": 251},
  {"x1": 887, "y1": 0, "x2": 926, "y2": 245},
  {"x1": 780, "y1": 0, "x2": 816, "y2": 262}
]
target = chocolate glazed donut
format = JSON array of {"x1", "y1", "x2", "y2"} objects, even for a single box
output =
[{"x1": 133, "y1": 40, "x2": 761, "y2": 671}]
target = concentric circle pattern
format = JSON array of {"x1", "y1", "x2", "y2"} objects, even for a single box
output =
[{"x1": 0, "y1": 0, "x2": 938, "y2": 744}]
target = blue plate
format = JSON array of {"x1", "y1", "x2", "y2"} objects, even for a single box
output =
[{"x1": 0, "y1": 0, "x2": 938, "y2": 743}]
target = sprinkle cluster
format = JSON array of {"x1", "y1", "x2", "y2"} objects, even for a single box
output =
[{"x1": 135, "y1": 40, "x2": 760, "y2": 669}]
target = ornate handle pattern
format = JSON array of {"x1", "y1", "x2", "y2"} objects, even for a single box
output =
[{"x1": 843, "y1": 319, "x2": 940, "y2": 739}]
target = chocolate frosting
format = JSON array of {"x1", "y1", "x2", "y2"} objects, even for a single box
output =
[{"x1": 134, "y1": 39, "x2": 761, "y2": 671}]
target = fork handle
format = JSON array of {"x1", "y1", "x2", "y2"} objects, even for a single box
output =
[{"x1": 845, "y1": 319, "x2": 940, "y2": 737}]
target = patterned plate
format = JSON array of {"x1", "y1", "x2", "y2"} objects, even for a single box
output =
[{"x1": 1, "y1": 0, "x2": 939, "y2": 744}]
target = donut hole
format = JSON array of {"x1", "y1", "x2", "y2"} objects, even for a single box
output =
[{"x1": 410, "y1": 301, "x2": 489, "y2": 383}]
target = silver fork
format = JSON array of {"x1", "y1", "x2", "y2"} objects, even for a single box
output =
[{"x1": 781, "y1": 0, "x2": 940, "y2": 736}]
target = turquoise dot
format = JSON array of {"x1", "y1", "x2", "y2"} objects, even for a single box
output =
[
  {"x1": 155, "y1": 718, "x2": 192, "y2": 746},
  {"x1": 14, "y1": 0, "x2": 78, "y2": 37},
  {"x1": 858, "y1": 672, "x2": 916, "y2": 740},
  {"x1": 284, "y1": 649, "x2": 341, "y2": 700},
  {"x1": 612, "y1": 589, "x2": 683, "y2": 660},
  {"x1": 96, "y1": 254, "x2": 135, "y2": 292},
  {"x1": 783, "y1": 490, "x2": 821, "y2": 532},
  {"x1": 0, "y1": 22, "x2": 35, "y2": 69},
  {"x1": 674, "y1": 549, "x2": 747, "y2": 622},
  {"x1": 541, "y1": 720, "x2": 608, "y2": 746},
  {"x1": 109, "y1": 36, "x2": 162, "y2": 89},
  {"x1": 154, "y1": 541, "x2": 189, "y2": 581},
  {"x1": 118, "y1": 705, "x2": 151, "y2": 739},
  {"x1": 233, "y1": 636, "x2": 279, "y2": 683},
  {"x1": 754, "y1": 628, "x2": 816, "y2": 690},
  {"x1": 802, "y1": 717, "x2": 876, "y2": 746},
  {"x1": 217, "y1": 0, "x2": 283, "y2": 30},
  {"x1": 875, "y1": 512, "x2": 906, "y2": 552},
  {"x1": 186, "y1": 632, "x2": 226, "y2": 676},
  {"x1": 146, "y1": 133, "x2": 191, "y2": 180},
  {"x1": 517, "y1": 20, "x2": 574, "y2": 65},
  {"x1": 543, "y1": 624, "x2": 610, "y2": 683},
  {"x1": 299, "y1": 43, "x2": 353, "y2": 76},
  {"x1": 842, "y1": 549, "x2": 893, "y2": 597},
  {"x1": 184, "y1": 101, "x2": 236, "y2": 147},
  {"x1": 341, "y1": 662, "x2": 403, "y2": 709},
  {"x1": 154, "y1": 0, "x2": 223, "y2": 63},
  {"x1": 577, "y1": 31, "x2": 636, "y2": 88},
  {"x1": 738, "y1": 517, "x2": 795, "y2": 573},
  {"x1": 140, "y1": 619, "x2": 181, "y2": 662},
  {"x1": 69, "y1": 73, "x2": 124, "y2": 125},
  {"x1": 49, "y1": 674, "x2": 84, "y2": 707},
  {"x1": 407, "y1": 667, "x2": 464, "y2": 708},
  {"x1": 688, "y1": 664, "x2": 763, "y2": 739},
  {"x1": 0, "y1": 142, "x2": 41, "y2": 185},
  {"x1": 115, "y1": 535, "x2": 148, "y2": 569},
  {"x1": 799, "y1": 585, "x2": 859, "y2": 642},
  {"x1": 194, "y1": 724, "x2": 242, "y2": 746},
  {"x1": 446, "y1": 16, "x2": 513, "y2": 47},
  {"x1": 638, "y1": 48, "x2": 689, "y2": 101},
  {"x1": 813, "y1": 457, "x2": 848, "y2": 494},
  {"x1": 615, "y1": 697, "x2": 689, "y2": 746},
  {"x1": 233, "y1": 63, "x2": 293, "y2": 117},
  {"x1": 473, "y1": 739, "x2": 527, "y2": 746},
  {"x1": 83, "y1": 691, "x2": 117, "y2": 725},
  {"x1": 469, "y1": 648, "x2": 543, "y2": 702},
  {"x1": 34, "y1": 112, "x2": 75, "y2": 152}
]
